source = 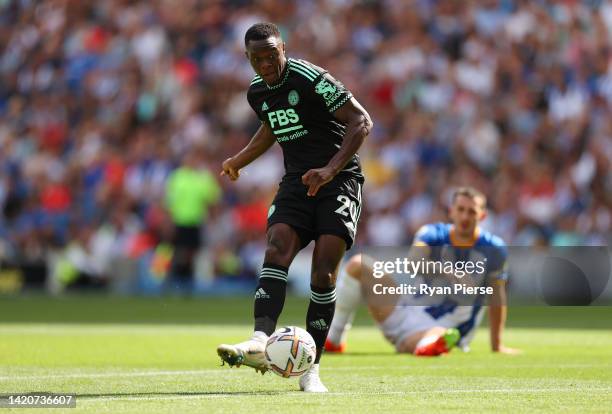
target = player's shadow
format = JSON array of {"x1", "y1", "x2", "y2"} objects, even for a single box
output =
[{"x1": 75, "y1": 391, "x2": 291, "y2": 399}]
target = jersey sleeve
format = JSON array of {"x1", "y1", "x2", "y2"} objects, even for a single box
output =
[
  {"x1": 247, "y1": 89, "x2": 266, "y2": 123},
  {"x1": 413, "y1": 224, "x2": 442, "y2": 246},
  {"x1": 486, "y1": 238, "x2": 508, "y2": 282},
  {"x1": 311, "y1": 72, "x2": 353, "y2": 114}
]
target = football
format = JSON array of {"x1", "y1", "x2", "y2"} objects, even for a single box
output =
[{"x1": 265, "y1": 326, "x2": 316, "y2": 378}]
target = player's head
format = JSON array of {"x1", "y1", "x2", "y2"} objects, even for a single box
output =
[
  {"x1": 244, "y1": 22, "x2": 286, "y2": 86},
  {"x1": 449, "y1": 187, "x2": 487, "y2": 238}
]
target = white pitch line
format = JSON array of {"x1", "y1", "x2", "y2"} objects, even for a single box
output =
[
  {"x1": 2, "y1": 364, "x2": 609, "y2": 381},
  {"x1": 338, "y1": 363, "x2": 609, "y2": 369},
  {"x1": 0, "y1": 325, "x2": 234, "y2": 335},
  {"x1": 0, "y1": 370, "x2": 224, "y2": 381},
  {"x1": 76, "y1": 387, "x2": 612, "y2": 404}
]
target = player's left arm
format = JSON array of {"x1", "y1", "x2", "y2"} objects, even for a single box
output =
[
  {"x1": 489, "y1": 279, "x2": 521, "y2": 354},
  {"x1": 302, "y1": 97, "x2": 373, "y2": 196}
]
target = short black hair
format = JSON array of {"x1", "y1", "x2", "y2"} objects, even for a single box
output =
[{"x1": 244, "y1": 22, "x2": 281, "y2": 47}]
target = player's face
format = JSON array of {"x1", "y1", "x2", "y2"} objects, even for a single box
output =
[
  {"x1": 245, "y1": 36, "x2": 286, "y2": 85},
  {"x1": 449, "y1": 195, "x2": 486, "y2": 238}
]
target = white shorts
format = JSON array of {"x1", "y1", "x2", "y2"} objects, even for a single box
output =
[{"x1": 379, "y1": 303, "x2": 485, "y2": 351}]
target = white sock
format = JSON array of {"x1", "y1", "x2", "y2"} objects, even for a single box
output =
[
  {"x1": 327, "y1": 270, "x2": 362, "y2": 344},
  {"x1": 252, "y1": 331, "x2": 268, "y2": 342}
]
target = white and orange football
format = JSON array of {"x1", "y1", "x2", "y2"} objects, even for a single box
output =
[{"x1": 265, "y1": 326, "x2": 316, "y2": 378}]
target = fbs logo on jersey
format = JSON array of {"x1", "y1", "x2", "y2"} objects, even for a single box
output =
[
  {"x1": 255, "y1": 288, "x2": 270, "y2": 299},
  {"x1": 309, "y1": 319, "x2": 329, "y2": 331},
  {"x1": 261, "y1": 101, "x2": 269, "y2": 111},
  {"x1": 268, "y1": 109, "x2": 300, "y2": 129}
]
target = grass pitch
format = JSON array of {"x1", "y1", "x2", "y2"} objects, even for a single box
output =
[{"x1": 0, "y1": 296, "x2": 610, "y2": 413}]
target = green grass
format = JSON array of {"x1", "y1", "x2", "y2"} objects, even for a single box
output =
[{"x1": 0, "y1": 296, "x2": 611, "y2": 413}]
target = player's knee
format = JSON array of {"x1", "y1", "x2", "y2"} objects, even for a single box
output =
[
  {"x1": 264, "y1": 243, "x2": 291, "y2": 265},
  {"x1": 264, "y1": 229, "x2": 299, "y2": 266}
]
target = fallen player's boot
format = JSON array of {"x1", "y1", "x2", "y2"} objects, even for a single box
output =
[
  {"x1": 324, "y1": 338, "x2": 346, "y2": 353},
  {"x1": 414, "y1": 328, "x2": 460, "y2": 357}
]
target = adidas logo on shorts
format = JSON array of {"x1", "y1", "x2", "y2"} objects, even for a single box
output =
[{"x1": 255, "y1": 288, "x2": 270, "y2": 299}]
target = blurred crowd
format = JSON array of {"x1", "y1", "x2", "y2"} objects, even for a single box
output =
[{"x1": 0, "y1": 0, "x2": 610, "y2": 290}]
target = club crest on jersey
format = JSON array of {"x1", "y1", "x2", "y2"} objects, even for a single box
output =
[
  {"x1": 315, "y1": 79, "x2": 336, "y2": 98},
  {"x1": 315, "y1": 78, "x2": 342, "y2": 107},
  {"x1": 261, "y1": 101, "x2": 269, "y2": 111},
  {"x1": 288, "y1": 90, "x2": 299, "y2": 106}
]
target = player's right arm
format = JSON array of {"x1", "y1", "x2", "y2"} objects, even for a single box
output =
[{"x1": 221, "y1": 122, "x2": 276, "y2": 181}]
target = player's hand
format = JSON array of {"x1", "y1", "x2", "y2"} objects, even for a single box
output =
[
  {"x1": 302, "y1": 167, "x2": 335, "y2": 196},
  {"x1": 220, "y1": 158, "x2": 241, "y2": 181},
  {"x1": 493, "y1": 345, "x2": 522, "y2": 355}
]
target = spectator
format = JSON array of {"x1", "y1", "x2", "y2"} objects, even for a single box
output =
[{"x1": 0, "y1": 1, "x2": 609, "y2": 292}]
